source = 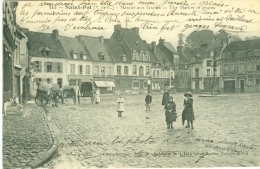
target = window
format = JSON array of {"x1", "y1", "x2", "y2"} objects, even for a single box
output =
[
  {"x1": 157, "y1": 70, "x2": 160, "y2": 78},
  {"x1": 224, "y1": 64, "x2": 228, "y2": 74},
  {"x1": 34, "y1": 61, "x2": 42, "y2": 72},
  {"x1": 57, "y1": 78, "x2": 62, "y2": 88},
  {"x1": 164, "y1": 70, "x2": 167, "y2": 77},
  {"x1": 123, "y1": 54, "x2": 127, "y2": 62},
  {"x1": 117, "y1": 66, "x2": 121, "y2": 75},
  {"x1": 207, "y1": 60, "x2": 212, "y2": 66},
  {"x1": 239, "y1": 64, "x2": 244, "y2": 73},
  {"x1": 46, "y1": 78, "x2": 52, "y2": 84},
  {"x1": 133, "y1": 82, "x2": 139, "y2": 88},
  {"x1": 133, "y1": 50, "x2": 137, "y2": 60},
  {"x1": 146, "y1": 66, "x2": 150, "y2": 75},
  {"x1": 47, "y1": 62, "x2": 52, "y2": 72},
  {"x1": 73, "y1": 54, "x2": 77, "y2": 59},
  {"x1": 133, "y1": 65, "x2": 137, "y2": 74},
  {"x1": 248, "y1": 76, "x2": 253, "y2": 85},
  {"x1": 94, "y1": 67, "x2": 99, "y2": 76},
  {"x1": 79, "y1": 65, "x2": 83, "y2": 74},
  {"x1": 257, "y1": 65, "x2": 260, "y2": 71},
  {"x1": 185, "y1": 73, "x2": 188, "y2": 78},
  {"x1": 256, "y1": 79, "x2": 259, "y2": 85},
  {"x1": 140, "y1": 51, "x2": 144, "y2": 60},
  {"x1": 246, "y1": 50, "x2": 254, "y2": 57},
  {"x1": 107, "y1": 67, "x2": 111, "y2": 76},
  {"x1": 247, "y1": 63, "x2": 252, "y2": 71},
  {"x1": 70, "y1": 64, "x2": 75, "y2": 74},
  {"x1": 195, "y1": 68, "x2": 199, "y2": 77},
  {"x1": 46, "y1": 51, "x2": 50, "y2": 56},
  {"x1": 207, "y1": 69, "x2": 210, "y2": 76},
  {"x1": 231, "y1": 64, "x2": 235, "y2": 73},
  {"x1": 230, "y1": 52, "x2": 236, "y2": 61},
  {"x1": 57, "y1": 62, "x2": 62, "y2": 73},
  {"x1": 210, "y1": 51, "x2": 214, "y2": 57},
  {"x1": 145, "y1": 51, "x2": 150, "y2": 61},
  {"x1": 86, "y1": 65, "x2": 90, "y2": 74},
  {"x1": 139, "y1": 66, "x2": 144, "y2": 76},
  {"x1": 83, "y1": 55, "x2": 87, "y2": 60},
  {"x1": 101, "y1": 67, "x2": 105, "y2": 76},
  {"x1": 124, "y1": 66, "x2": 128, "y2": 75},
  {"x1": 144, "y1": 82, "x2": 148, "y2": 88},
  {"x1": 153, "y1": 70, "x2": 155, "y2": 78},
  {"x1": 36, "y1": 78, "x2": 42, "y2": 82}
]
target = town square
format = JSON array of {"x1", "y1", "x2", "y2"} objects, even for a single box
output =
[{"x1": 2, "y1": 0, "x2": 260, "y2": 168}]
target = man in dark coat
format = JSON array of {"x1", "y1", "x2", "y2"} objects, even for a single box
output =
[
  {"x1": 145, "y1": 92, "x2": 152, "y2": 111},
  {"x1": 162, "y1": 90, "x2": 169, "y2": 105}
]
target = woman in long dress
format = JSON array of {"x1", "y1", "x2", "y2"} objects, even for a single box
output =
[
  {"x1": 117, "y1": 94, "x2": 125, "y2": 117},
  {"x1": 95, "y1": 88, "x2": 100, "y2": 104},
  {"x1": 182, "y1": 91, "x2": 195, "y2": 129}
]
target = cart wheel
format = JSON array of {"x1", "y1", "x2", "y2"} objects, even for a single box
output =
[{"x1": 35, "y1": 96, "x2": 48, "y2": 106}]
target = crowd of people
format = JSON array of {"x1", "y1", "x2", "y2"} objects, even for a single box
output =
[{"x1": 116, "y1": 90, "x2": 195, "y2": 130}]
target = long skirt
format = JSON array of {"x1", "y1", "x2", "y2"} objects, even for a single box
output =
[{"x1": 165, "y1": 112, "x2": 176, "y2": 123}]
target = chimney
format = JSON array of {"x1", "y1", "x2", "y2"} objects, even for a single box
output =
[
  {"x1": 52, "y1": 29, "x2": 58, "y2": 41},
  {"x1": 114, "y1": 24, "x2": 121, "y2": 32},
  {"x1": 152, "y1": 41, "x2": 156, "y2": 53},
  {"x1": 99, "y1": 36, "x2": 104, "y2": 44},
  {"x1": 76, "y1": 35, "x2": 83, "y2": 43},
  {"x1": 159, "y1": 37, "x2": 165, "y2": 44},
  {"x1": 131, "y1": 27, "x2": 139, "y2": 35},
  {"x1": 227, "y1": 36, "x2": 232, "y2": 45}
]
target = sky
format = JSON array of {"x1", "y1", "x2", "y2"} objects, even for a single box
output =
[{"x1": 14, "y1": 0, "x2": 260, "y2": 48}]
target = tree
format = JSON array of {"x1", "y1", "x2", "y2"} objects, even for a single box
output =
[
  {"x1": 186, "y1": 30, "x2": 215, "y2": 49},
  {"x1": 245, "y1": 36, "x2": 260, "y2": 40}
]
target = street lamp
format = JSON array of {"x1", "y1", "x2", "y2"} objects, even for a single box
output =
[{"x1": 211, "y1": 49, "x2": 219, "y2": 95}]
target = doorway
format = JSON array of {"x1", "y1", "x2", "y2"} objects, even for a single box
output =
[{"x1": 240, "y1": 80, "x2": 244, "y2": 92}]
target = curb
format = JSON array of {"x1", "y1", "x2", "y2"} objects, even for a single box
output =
[{"x1": 27, "y1": 106, "x2": 58, "y2": 168}]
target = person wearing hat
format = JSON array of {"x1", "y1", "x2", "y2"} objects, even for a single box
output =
[
  {"x1": 145, "y1": 92, "x2": 152, "y2": 111},
  {"x1": 162, "y1": 90, "x2": 169, "y2": 106},
  {"x1": 182, "y1": 91, "x2": 195, "y2": 129},
  {"x1": 164, "y1": 96, "x2": 177, "y2": 129}
]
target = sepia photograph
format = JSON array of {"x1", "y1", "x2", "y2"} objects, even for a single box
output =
[{"x1": 2, "y1": 0, "x2": 260, "y2": 168}]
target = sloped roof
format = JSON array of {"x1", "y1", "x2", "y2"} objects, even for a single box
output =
[
  {"x1": 111, "y1": 27, "x2": 150, "y2": 54},
  {"x1": 25, "y1": 31, "x2": 67, "y2": 58},
  {"x1": 58, "y1": 36, "x2": 92, "y2": 61},
  {"x1": 183, "y1": 45, "x2": 208, "y2": 64},
  {"x1": 147, "y1": 43, "x2": 169, "y2": 67},
  {"x1": 203, "y1": 39, "x2": 225, "y2": 58},
  {"x1": 104, "y1": 38, "x2": 130, "y2": 63},
  {"x1": 223, "y1": 39, "x2": 260, "y2": 53},
  {"x1": 77, "y1": 36, "x2": 114, "y2": 62},
  {"x1": 163, "y1": 42, "x2": 178, "y2": 55}
]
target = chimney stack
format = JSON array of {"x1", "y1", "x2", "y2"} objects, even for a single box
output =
[
  {"x1": 114, "y1": 24, "x2": 121, "y2": 32},
  {"x1": 52, "y1": 29, "x2": 59, "y2": 41},
  {"x1": 159, "y1": 38, "x2": 165, "y2": 44},
  {"x1": 131, "y1": 27, "x2": 139, "y2": 35},
  {"x1": 152, "y1": 41, "x2": 156, "y2": 53},
  {"x1": 99, "y1": 36, "x2": 104, "y2": 44}
]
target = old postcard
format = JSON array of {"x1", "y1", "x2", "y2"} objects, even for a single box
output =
[{"x1": 2, "y1": 0, "x2": 260, "y2": 168}]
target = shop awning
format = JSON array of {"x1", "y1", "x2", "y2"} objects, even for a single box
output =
[{"x1": 95, "y1": 81, "x2": 115, "y2": 87}]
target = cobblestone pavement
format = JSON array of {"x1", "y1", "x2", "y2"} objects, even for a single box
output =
[
  {"x1": 42, "y1": 93, "x2": 260, "y2": 168},
  {"x1": 3, "y1": 104, "x2": 53, "y2": 168}
]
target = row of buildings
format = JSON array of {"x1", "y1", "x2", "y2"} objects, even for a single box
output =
[{"x1": 3, "y1": 2, "x2": 260, "y2": 106}]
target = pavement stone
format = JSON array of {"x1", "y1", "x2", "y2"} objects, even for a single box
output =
[{"x1": 2, "y1": 103, "x2": 53, "y2": 168}]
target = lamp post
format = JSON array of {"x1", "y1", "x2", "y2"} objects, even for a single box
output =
[{"x1": 211, "y1": 50, "x2": 219, "y2": 95}]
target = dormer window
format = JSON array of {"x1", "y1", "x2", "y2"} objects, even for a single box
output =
[
  {"x1": 98, "y1": 52, "x2": 105, "y2": 61},
  {"x1": 246, "y1": 49, "x2": 254, "y2": 57},
  {"x1": 145, "y1": 51, "x2": 150, "y2": 61},
  {"x1": 230, "y1": 52, "x2": 236, "y2": 61},
  {"x1": 210, "y1": 51, "x2": 214, "y2": 57},
  {"x1": 83, "y1": 55, "x2": 87, "y2": 60},
  {"x1": 123, "y1": 54, "x2": 127, "y2": 62},
  {"x1": 73, "y1": 54, "x2": 77, "y2": 59},
  {"x1": 40, "y1": 47, "x2": 51, "y2": 56},
  {"x1": 140, "y1": 51, "x2": 144, "y2": 60}
]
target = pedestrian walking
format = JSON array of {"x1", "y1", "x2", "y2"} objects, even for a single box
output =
[
  {"x1": 95, "y1": 88, "x2": 100, "y2": 104},
  {"x1": 162, "y1": 89, "x2": 169, "y2": 105},
  {"x1": 145, "y1": 92, "x2": 152, "y2": 111},
  {"x1": 91, "y1": 89, "x2": 95, "y2": 104},
  {"x1": 182, "y1": 91, "x2": 195, "y2": 129},
  {"x1": 164, "y1": 96, "x2": 177, "y2": 129},
  {"x1": 52, "y1": 92, "x2": 59, "y2": 107},
  {"x1": 117, "y1": 93, "x2": 125, "y2": 117}
]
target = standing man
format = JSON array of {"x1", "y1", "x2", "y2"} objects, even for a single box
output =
[
  {"x1": 145, "y1": 92, "x2": 152, "y2": 111},
  {"x1": 162, "y1": 89, "x2": 169, "y2": 106}
]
